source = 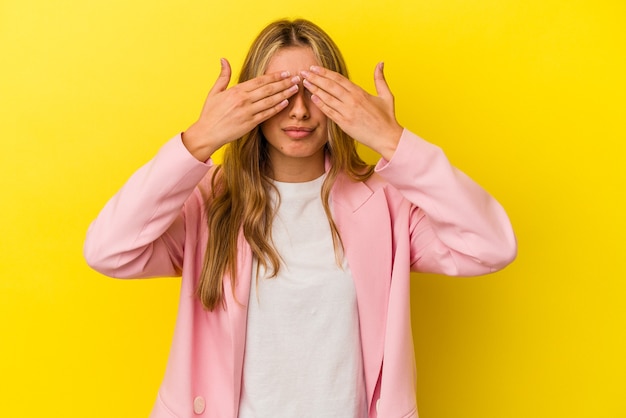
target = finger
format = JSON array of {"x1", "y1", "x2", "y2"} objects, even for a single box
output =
[
  {"x1": 250, "y1": 96, "x2": 291, "y2": 124},
  {"x1": 240, "y1": 70, "x2": 293, "y2": 93},
  {"x1": 374, "y1": 62, "x2": 393, "y2": 99},
  {"x1": 308, "y1": 66, "x2": 354, "y2": 90},
  {"x1": 301, "y1": 67, "x2": 351, "y2": 99},
  {"x1": 301, "y1": 73, "x2": 348, "y2": 110},
  {"x1": 248, "y1": 75, "x2": 301, "y2": 104},
  {"x1": 310, "y1": 94, "x2": 346, "y2": 127},
  {"x1": 208, "y1": 58, "x2": 232, "y2": 96},
  {"x1": 250, "y1": 82, "x2": 299, "y2": 115},
  {"x1": 302, "y1": 78, "x2": 345, "y2": 117}
]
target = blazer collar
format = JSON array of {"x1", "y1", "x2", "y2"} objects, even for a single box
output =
[{"x1": 325, "y1": 155, "x2": 377, "y2": 213}]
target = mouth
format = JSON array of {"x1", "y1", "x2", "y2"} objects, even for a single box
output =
[{"x1": 282, "y1": 126, "x2": 315, "y2": 139}]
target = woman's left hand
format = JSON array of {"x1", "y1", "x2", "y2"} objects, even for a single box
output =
[{"x1": 301, "y1": 63, "x2": 404, "y2": 161}]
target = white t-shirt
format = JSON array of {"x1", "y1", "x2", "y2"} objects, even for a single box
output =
[{"x1": 238, "y1": 174, "x2": 367, "y2": 418}]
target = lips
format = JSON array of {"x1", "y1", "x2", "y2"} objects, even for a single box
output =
[{"x1": 282, "y1": 126, "x2": 315, "y2": 139}]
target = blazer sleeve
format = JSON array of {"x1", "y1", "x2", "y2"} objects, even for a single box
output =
[
  {"x1": 83, "y1": 134, "x2": 212, "y2": 278},
  {"x1": 375, "y1": 129, "x2": 517, "y2": 276}
]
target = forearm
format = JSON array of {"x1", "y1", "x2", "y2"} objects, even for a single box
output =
[
  {"x1": 84, "y1": 134, "x2": 212, "y2": 278},
  {"x1": 376, "y1": 129, "x2": 517, "y2": 273}
]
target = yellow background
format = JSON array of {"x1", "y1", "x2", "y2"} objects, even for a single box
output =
[{"x1": 1, "y1": 0, "x2": 624, "y2": 416}]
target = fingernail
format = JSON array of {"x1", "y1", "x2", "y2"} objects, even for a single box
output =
[
  {"x1": 303, "y1": 79, "x2": 312, "y2": 88},
  {"x1": 289, "y1": 84, "x2": 299, "y2": 92},
  {"x1": 300, "y1": 70, "x2": 311, "y2": 78},
  {"x1": 310, "y1": 66, "x2": 321, "y2": 73},
  {"x1": 311, "y1": 94, "x2": 320, "y2": 103},
  {"x1": 291, "y1": 75, "x2": 301, "y2": 84},
  {"x1": 281, "y1": 71, "x2": 290, "y2": 78}
]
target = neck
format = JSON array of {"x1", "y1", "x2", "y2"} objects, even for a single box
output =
[{"x1": 268, "y1": 152, "x2": 325, "y2": 183}]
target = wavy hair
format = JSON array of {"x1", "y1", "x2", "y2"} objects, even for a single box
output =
[{"x1": 196, "y1": 18, "x2": 374, "y2": 310}]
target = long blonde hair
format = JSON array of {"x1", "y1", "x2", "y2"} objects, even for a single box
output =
[{"x1": 197, "y1": 19, "x2": 374, "y2": 310}]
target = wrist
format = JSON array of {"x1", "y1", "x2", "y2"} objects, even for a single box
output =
[
  {"x1": 182, "y1": 123, "x2": 220, "y2": 162},
  {"x1": 377, "y1": 125, "x2": 404, "y2": 161}
]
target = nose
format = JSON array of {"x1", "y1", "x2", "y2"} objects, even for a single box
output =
[{"x1": 288, "y1": 85, "x2": 310, "y2": 120}]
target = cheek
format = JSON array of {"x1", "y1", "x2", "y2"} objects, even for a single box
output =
[
  {"x1": 307, "y1": 100, "x2": 326, "y2": 122},
  {"x1": 260, "y1": 112, "x2": 281, "y2": 133},
  {"x1": 314, "y1": 109, "x2": 328, "y2": 128}
]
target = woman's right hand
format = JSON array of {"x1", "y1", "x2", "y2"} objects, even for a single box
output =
[{"x1": 182, "y1": 58, "x2": 301, "y2": 161}]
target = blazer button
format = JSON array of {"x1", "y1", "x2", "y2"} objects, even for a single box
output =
[
  {"x1": 193, "y1": 396, "x2": 206, "y2": 414},
  {"x1": 376, "y1": 398, "x2": 381, "y2": 412}
]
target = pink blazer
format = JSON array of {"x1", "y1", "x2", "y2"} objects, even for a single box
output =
[{"x1": 84, "y1": 129, "x2": 516, "y2": 418}]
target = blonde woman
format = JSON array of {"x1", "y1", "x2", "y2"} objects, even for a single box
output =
[{"x1": 85, "y1": 18, "x2": 516, "y2": 418}]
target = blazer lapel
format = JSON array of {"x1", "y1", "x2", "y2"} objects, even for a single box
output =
[{"x1": 331, "y1": 173, "x2": 392, "y2": 409}]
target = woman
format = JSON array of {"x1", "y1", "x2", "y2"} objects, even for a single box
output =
[{"x1": 85, "y1": 18, "x2": 516, "y2": 418}]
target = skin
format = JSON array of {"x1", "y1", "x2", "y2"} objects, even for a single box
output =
[
  {"x1": 182, "y1": 59, "x2": 299, "y2": 162},
  {"x1": 301, "y1": 62, "x2": 404, "y2": 162},
  {"x1": 260, "y1": 47, "x2": 329, "y2": 182},
  {"x1": 182, "y1": 47, "x2": 404, "y2": 181}
]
